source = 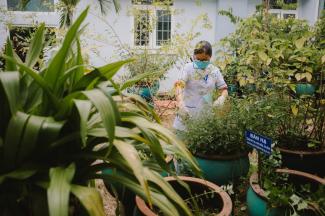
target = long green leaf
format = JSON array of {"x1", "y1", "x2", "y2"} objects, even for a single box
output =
[
  {"x1": 70, "y1": 185, "x2": 105, "y2": 216},
  {"x1": 44, "y1": 7, "x2": 88, "y2": 95},
  {"x1": 71, "y1": 69, "x2": 104, "y2": 91},
  {"x1": 47, "y1": 163, "x2": 75, "y2": 216},
  {"x1": 25, "y1": 23, "x2": 45, "y2": 67},
  {"x1": 2, "y1": 55, "x2": 60, "y2": 110},
  {"x1": 143, "y1": 168, "x2": 192, "y2": 216},
  {"x1": 37, "y1": 117, "x2": 65, "y2": 151},
  {"x1": 99, "y1": 85, "x2": 121, "y2": 124},
  {"x1": 0, "y1": 168, "x2": 36, "y2": 184},
  {"x1": 98, "y1": 173, "x2": 180, "y2": 216},
  {"x1": 0, "y1": 72, "x2": 21, "y2": 114},
  {"x1": 113, "y1": 139, "x2": 152, "y2": 206},
  {"x1": 70, "y1": 39, "x2": 84, "y2": 89},
  {"x1": 138, "y1": 127, "x2": 167, "y2": 170},
  {"x1": 4, "y1": 38, "x2": 17, "y2": 71},
  {"x1": 96, "y1": 59, "x2": 134, "y2": 80},
  {"x1": 74, "y1": 99, "x2": 91, "y2": 147},
  {"x1": 83, "y1": 89, "x2": 116, "y2": 145},
  {"x1": 3, "y1": 112, "x2": 29, "y2": 170},
  {"x1": 120, "y1": 71, "x2": 163, "y2": 91},
  {"x1": 17, "y1": 115, "x2": 46, "y2": 163},
  {"x1": 122, "y1": 116, "x2": 200, "y2": 175}
]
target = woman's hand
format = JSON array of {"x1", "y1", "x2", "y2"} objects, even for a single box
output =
[{"x1": 213, "y1": 88, "x2": 228, "y2": 107}]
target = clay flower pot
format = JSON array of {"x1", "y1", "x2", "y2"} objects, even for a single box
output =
[{"x1": 135, "y1": 176, "x2": 233, "y2": 216}]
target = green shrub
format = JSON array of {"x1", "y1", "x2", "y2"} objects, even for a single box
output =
[{"x1": 182, "y1": 99, "x2": 250, "y2": 156}]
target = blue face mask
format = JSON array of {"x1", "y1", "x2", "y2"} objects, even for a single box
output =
[{"x1": 193, "y1": 60, "x2": 210, "y2": 70}]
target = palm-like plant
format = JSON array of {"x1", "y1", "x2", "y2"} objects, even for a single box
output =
[{"x1": 0, "y1": 8, "x2": 199, "y2": 216}]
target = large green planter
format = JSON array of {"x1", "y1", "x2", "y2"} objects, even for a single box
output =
[
  {"x1": 247, "y1": 170, "x2": 325, "y2": 216},
  {"x1": 138, "y1": 81, "x2": 160, "y2": 101},
  {"x1": 160, "y1": 155, "x2": 175, "y2": 177},
  {"x1": 295, "y1": 84, "x2": 315, "y2": 96},
  {"x1": 195, "y1": 152, "x2": 250, "y2": 185},
  {"x1": 228, "y1": 84, "x2": 238, "y2": 96},
  {"x1": 247, "y1": 185, "x2": 284, "y2": 216},
  {"x1": 278, "y1": 147, "x2": 325, "y2": 177}
]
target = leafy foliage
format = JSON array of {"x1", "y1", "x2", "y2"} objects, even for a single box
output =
[
  {"x1": 182, "y1": 98, "x2": 250, "y2": 156},
  {"x1": 0, "y1": 8, "x2": 200, "y2": 216},
  {"x1": 260, "y1": 150, "x2": 325, "y2": 215},
  {"x1": 216, "y1": 12, "x2": 321, "y2": 93}
]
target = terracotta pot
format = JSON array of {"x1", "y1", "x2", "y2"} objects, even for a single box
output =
[
  {"x1": 278, "y1": 147, "x2": 325, "y2": 177},
  {"x1": 247, "y1": 169, "x2": 325, "y2": 216},
  {"x1": 135, "y1": 176, "x2": 233, "y2": 216}
]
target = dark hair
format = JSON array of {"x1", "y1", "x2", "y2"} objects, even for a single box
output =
[{"x1": 193, "y1": 41, "x2": 212, "y2": 57}]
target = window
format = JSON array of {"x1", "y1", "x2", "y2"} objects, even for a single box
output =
[
  {"x1": 283, "y1": 13, "x2": 296, "y2": 19},
  {"x1": 269, "y1": 9, "x2": 297, "y2": 19},
  {"x1": 7, "y1": 0, "x2": 54, "y2": 12},
  {"x1": 134, "y1": 10, "x2": 150, "y2": 46},
  {"x1": 9, "y1": 26, "x2": 56, "y2": 66},
  {"x1": 156, "y1": 10, "x2": 171, "y2": 46},
  {"x1": 132, "y1": 0, "x2": 173, "y2": 6}
]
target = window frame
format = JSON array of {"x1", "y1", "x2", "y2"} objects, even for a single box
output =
[
  {"x1": 269, "y1": 9, "x2": 298, "y2": 19},
  {"x1": 131, "y1": 3, "x2": 173, "y2": 49},
  {"x1": 6, "y1": 0, "x2": 56, "y2": 12}
]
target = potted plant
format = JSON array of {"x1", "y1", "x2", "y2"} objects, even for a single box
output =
[
  {"x1": 274, "y1": 94, "x2": 325, "y2": 177},
  {"x1": 180, "y1": 98, "x2": 250, "y2": 185},
  {"x1": 0, "y1": 8, "x2": 201, "y2": 216},
  {"x1": 125, "y1": 50, "x2": 176, "y2": 103},
  {"x1": 135, "y1": 176, "x2": 233, "y2": 216},
  {"x1": 247, "y1": 150, "x2": 325, "y2": 216}
]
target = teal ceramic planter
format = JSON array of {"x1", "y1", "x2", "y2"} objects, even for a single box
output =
[
  {"x1": 247, "y1": 173, "x2": 284, "y2": 216},
  {"x1": 247, "y1": 170, "x2": 324, "y2": 216},
  {"x1": 228, "y1": 84, "x2": 238, "y2": 96},
  {"x1": 160, "y1": 155, "x2": 175, "y2": 177},
  {"x1": 247, "y1": 186, "x2": 283, "y2": 216},
  {"x1": 195, "y1": 153, "x2": 249, "y2": 185},
  {"x1": 295, "y1": 84, "x2": 315, "y2": 96},
  {"x1": 138, "y1": 81, "x2": 160, "y2": 101}
]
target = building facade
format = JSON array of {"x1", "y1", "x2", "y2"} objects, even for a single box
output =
[{"x1": 0, "y1": 0, "x2": 323, "y2": 91}]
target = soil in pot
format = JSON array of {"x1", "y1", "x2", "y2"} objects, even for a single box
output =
[
  {"x1": 195, "y1": 152, "x2": 250, "y2": 185},
  {"x1": 135, "y1": 176, "x2": 233, "y2": 216},
  {"x1": 247, "y1": 169, "x2": 325, "y2": 216}
]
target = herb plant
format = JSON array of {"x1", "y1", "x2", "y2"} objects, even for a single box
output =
[{"x1": 182, "y1": 98, "x2": 250, "y2": 156}]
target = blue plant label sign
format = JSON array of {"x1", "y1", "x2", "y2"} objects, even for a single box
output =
[{"x1": 245, "y1": 130, "x2": 272, "y2": 155}]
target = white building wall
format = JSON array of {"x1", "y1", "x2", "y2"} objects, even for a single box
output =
[
  {"x1": 298, "y1": 0, "x2": 321, "y2": 25},
  {"x1": 0, "y1": 0, "x2": 263, "y2": 92}
]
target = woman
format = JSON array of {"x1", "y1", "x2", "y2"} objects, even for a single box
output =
[{"x1": 173, "y1": 40, "x2": 228, "y2": 131}]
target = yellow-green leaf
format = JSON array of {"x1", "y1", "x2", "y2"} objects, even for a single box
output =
[
  {"x1": 70, "y1": 185, "x2": 105, "y2": 216},
  {"x1": 291, "y1": 105, "x2": 298, "y2": 116},
  {"x1": 295, "y1": 37, "x2": 307, "y2": 49},
  {"x1": 258, "y1": 51, "x2": 268, "y2": 62},
  {"x1": 305, "y1": 72, "x2": 312, "y2": 82},
  {"x1": 295, "y1": 73, "x2": 304, "y2": 81}
]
